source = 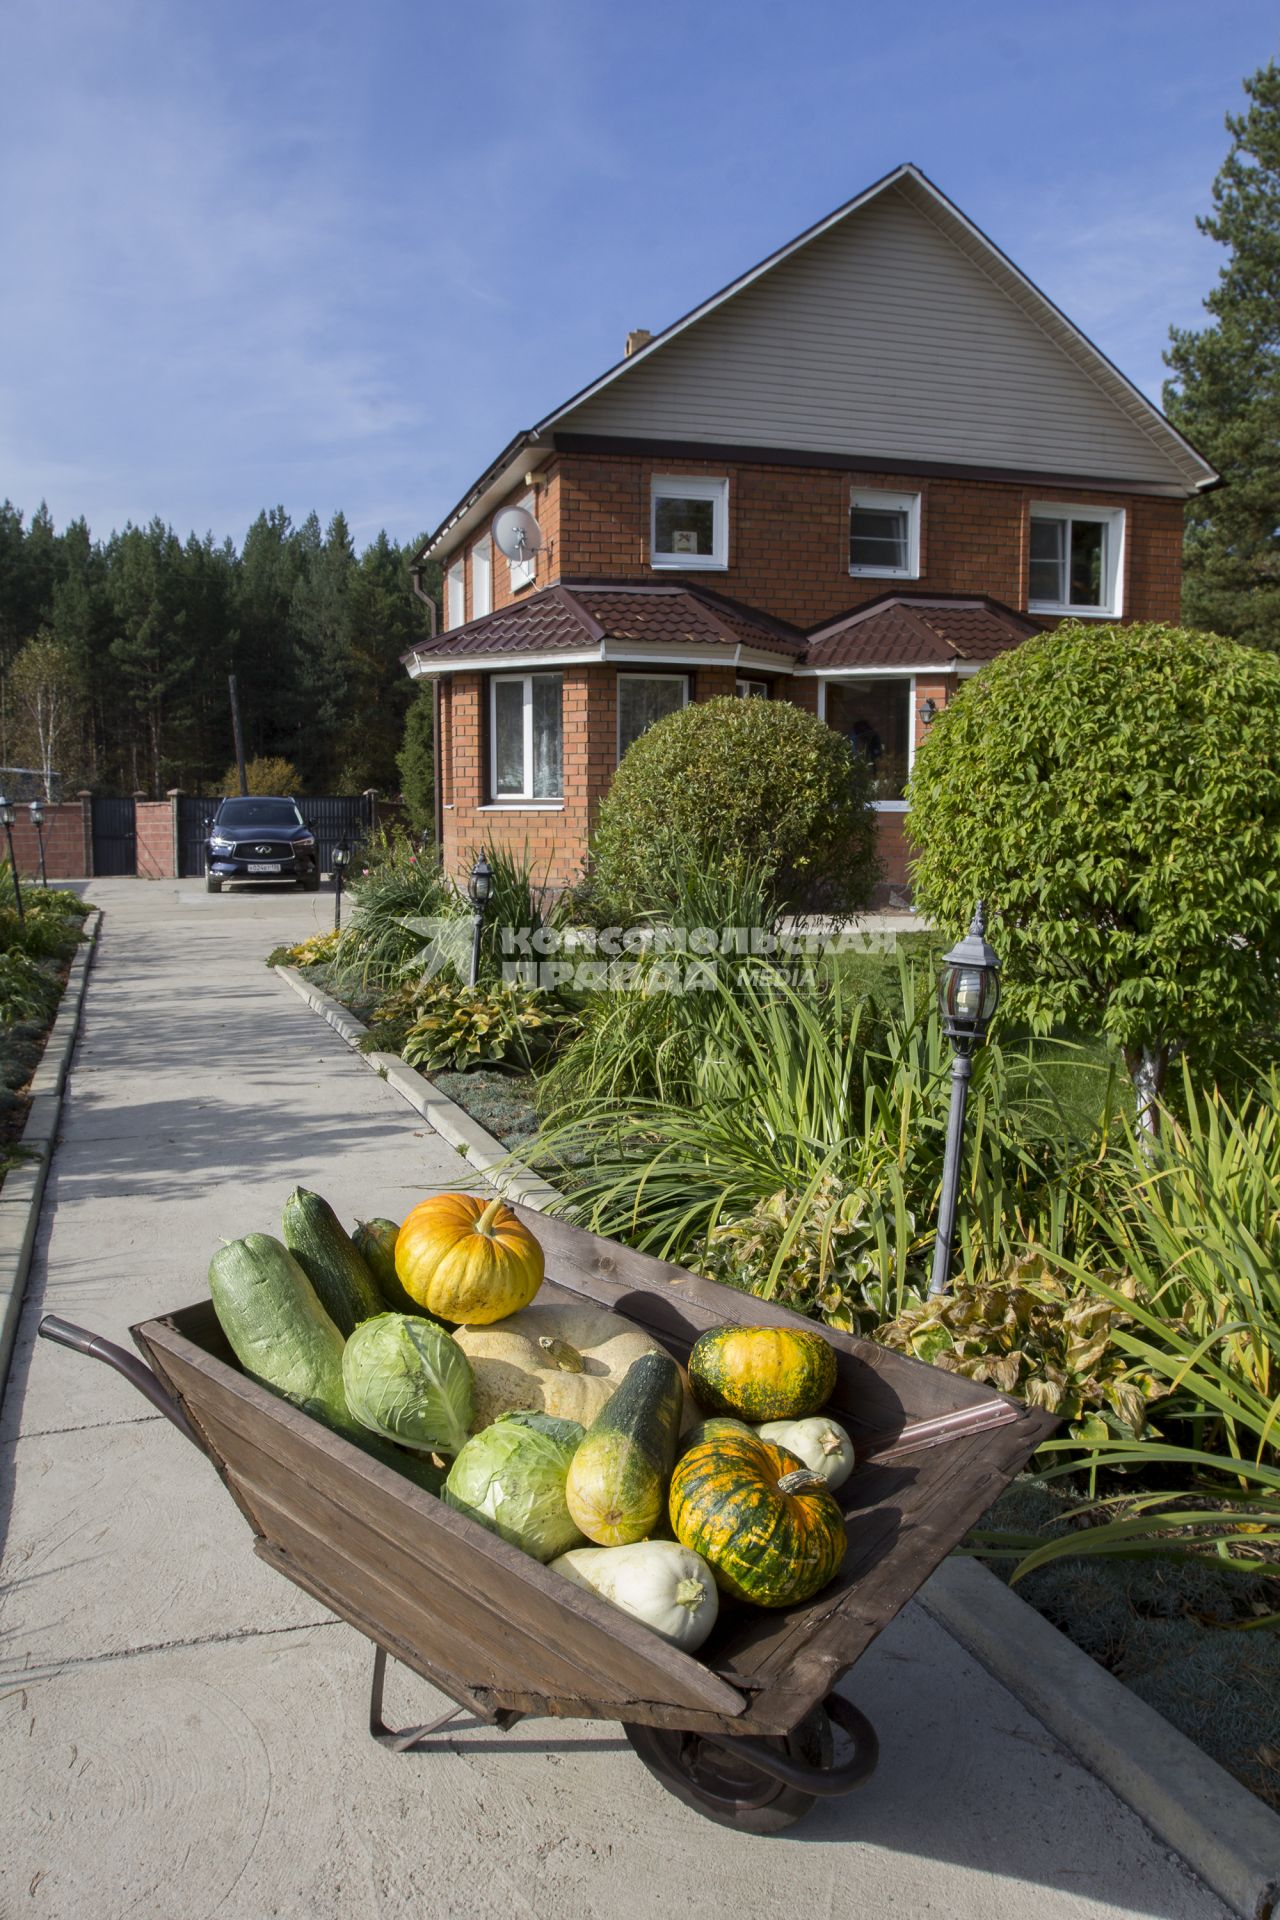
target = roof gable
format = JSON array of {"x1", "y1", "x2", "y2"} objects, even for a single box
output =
[{"x1": 548, "y1": 168, "x2": 1211, "y2": 494}]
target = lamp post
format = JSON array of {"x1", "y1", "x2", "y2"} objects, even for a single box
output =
[
  {"x1": 332, "y1": 839, "x2": 351, "y2": 931},
  {"x1": 0, "y1": 798, "x2": 24, "y2": 925},
  {"x1": 28, "y1": 799, "x2": 48, "y2": 889},
  {"x1": 929, "y1": 902, "x2": 1001, "y2": 1296},
  {"x1": 467, "y1": 855, "x2": 493, "y2": 988}
]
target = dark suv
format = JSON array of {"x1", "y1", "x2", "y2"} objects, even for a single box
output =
[{"x1": 204, "y1": 796, "x2": 321, "y2": 893}]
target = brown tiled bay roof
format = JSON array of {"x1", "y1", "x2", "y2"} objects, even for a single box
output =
[
  {"x1": 403, "y1": 581, "x2": 804, "y2": 665},
  {"x1": 805, "y1": 594, "x2": 1040, "y2": 669}
]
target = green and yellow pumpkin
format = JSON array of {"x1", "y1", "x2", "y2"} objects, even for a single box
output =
[
  {"x1": 669, "y1": 1430, "x2": 847, "y2": 1608},
  {"x1": 688, "y1": 1324, "x2": 837, "y2": 1422}
]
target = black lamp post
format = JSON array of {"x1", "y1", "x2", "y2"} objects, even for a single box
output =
[
  {"x1": 28, "y1": 799, "x2": 48, "y2": 888},
  {"x1": 332, "y1": 839, "x2": 351, "y2": 931},
  {"x1": 467, "y1": 854, "x2": 493, "y2": 988},
  {"x1": 0, "y1": 797, "x2": 24, "y2": 924},
  {"x1": 929, "y1": 902, "x2": 1001, "y2": 1296}
]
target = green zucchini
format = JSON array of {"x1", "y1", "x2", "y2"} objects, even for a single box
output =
[
  {"x1": 353, "y1": 1215, "x2": 428, "y2": 1317},
  {"x1": 209, "y1": 1233, "x2": 443, "y2": 1495},
  {"x1": 282, "y1": 1187, "x2": 383, "y2": 1336},
  {"x1": 564, "y1": 1350, "x2": 684, "y2": 1546}
]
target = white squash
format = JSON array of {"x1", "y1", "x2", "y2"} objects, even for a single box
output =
[
  {"x1": 453, "y1": 1303, "x2": 694, "y2": 1433},
  {"x1": 551, "y1": 1541, "x2": 719, "y2": 1652},
  {"x1": 755, "y1": 1415, "x2": 856, "y2": 1490}
]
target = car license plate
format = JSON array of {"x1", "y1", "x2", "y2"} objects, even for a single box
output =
[{"x1": 247, "y1": 862, "x2": 282, "y2": 873}]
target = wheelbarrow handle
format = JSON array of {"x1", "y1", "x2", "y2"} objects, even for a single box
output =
[{"x1": 37, "y1": 1314, "x2": 201, "y2": 1448}]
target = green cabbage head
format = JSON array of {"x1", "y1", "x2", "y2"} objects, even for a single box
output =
[
  {"x1": 342, "y1": 1313, "x2": 474, "y2": 1457},
  {"x1": 443, "y1": 1412, "x2": 585, "y2": 1561}
]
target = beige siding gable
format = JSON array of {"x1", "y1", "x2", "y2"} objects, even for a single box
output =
[{"x1": 560, "y1": 184, "x2": 1198, "y2": 490}]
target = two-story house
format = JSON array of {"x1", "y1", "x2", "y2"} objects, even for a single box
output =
[{"x1": 403, "y1": 164, "x2": 1217, "y2": 897}]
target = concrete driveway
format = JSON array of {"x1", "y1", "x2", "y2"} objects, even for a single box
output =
[{"x1": 1, "y1": 878, "x2": 1229, "y2": 1919}]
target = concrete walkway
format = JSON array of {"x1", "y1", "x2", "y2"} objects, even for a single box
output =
[{"x1": 1, "y1": 878, "x2": 1229, "y2": 1920}]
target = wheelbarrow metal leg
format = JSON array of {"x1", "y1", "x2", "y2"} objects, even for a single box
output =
[{"x1": 368, "y1": 1645, "x2": 524, "y2": 1751}]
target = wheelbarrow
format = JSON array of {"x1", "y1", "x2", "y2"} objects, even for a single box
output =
[{"x1": 37, "y1": 1205, "x2": 1054, "y2": 1832}]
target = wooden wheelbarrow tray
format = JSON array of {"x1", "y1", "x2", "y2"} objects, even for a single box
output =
[{"x1": 40, "y1": 1205, "x2": 1054, "y2": 1832}]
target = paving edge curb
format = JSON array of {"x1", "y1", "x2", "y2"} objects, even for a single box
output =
[
  {"x1": 274, "y1": 966, "x2": 562, "y2": 1210},
  {"x1": 920, "y1": 1556, "x2": 1279, "y2": 1920},
  {"x1": 276, "y1": 960, "x2": 1278, "y2": 1919},
  {"x1": 0, "y1": 908, "x2": 101, "y2": 1408}
]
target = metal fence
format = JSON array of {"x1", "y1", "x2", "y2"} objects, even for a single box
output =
[{"x1": 176, "y1": 793, "x2": 378, "y2": 877}]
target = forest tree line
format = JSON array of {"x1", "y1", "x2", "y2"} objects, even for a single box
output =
[{"x1": 0, "y1": 501, "x2": 441, "y2": 803}]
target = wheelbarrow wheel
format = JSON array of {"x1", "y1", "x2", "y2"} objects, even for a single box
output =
[{"x1": 623, "y1": 1706, "x2": 833, "y2": 1833}]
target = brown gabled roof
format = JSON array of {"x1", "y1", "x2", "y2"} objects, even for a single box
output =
[
  {"x1": 804, "y1": 593, "x2": 1040, "y2": 669},
  {"x1": 402, "y1": 581, "x2": 804, "y2": 668}
]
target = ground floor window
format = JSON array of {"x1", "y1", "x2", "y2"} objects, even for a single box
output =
[
  {"x1": 824, "y1": 678, "x2": 911, "y2": 802},
  {"x1": 617, "y1": 673, "x2": 688, "y2": 761},
  {"x1": 736, "y1": 678, "x2": 770, "y2": 698},
  {"x1": 490, "y1": 672, "x2": 563, "y2": 800}
]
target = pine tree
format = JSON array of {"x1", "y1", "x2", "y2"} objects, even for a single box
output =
[
  {"x1": 396, "y1": 683, "x2": 435, "y2": 834},
  {"x1": 1164, "y1": 61, "x2": 1280, "y2": 649}
]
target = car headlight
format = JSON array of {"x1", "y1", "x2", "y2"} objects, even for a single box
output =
[
  {"x1": 294, "y1": 835, "x2": 316, "y2": 848},
  {"x1": 209, "y1": 836, "x2": 235, "y2": 852}
]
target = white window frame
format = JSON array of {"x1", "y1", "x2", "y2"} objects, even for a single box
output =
[
  {"x1": 817, "y1": 673, "x2": 916, "y2": 812},
  {"x1": 616, "y1": 672, "x2": 689, "y2": 763},
  {"x1": 446, "y1": 557, "x2": 465, "y2": 629},
  {"x1": 489, "y1": 672, "x2": 563, "y2": 802},
  {"x1": 736, "y1": 678, "x2": 770, "y2": 698},
  {"x1": 650, "y1": 476, "x2": 729, "y2": 571},
  {"x1": 472, "y1": 535, "x2": 492, "y2": 619},
  {"x1": 508, "y1": 492, "x2": 537, "y2": 592},
  {"x1": 848, "y1": 488, "x2": 921, "y2": 580},
  {"x1": 1028, "y1": 503, "x2": 1125, "y2": 617}
]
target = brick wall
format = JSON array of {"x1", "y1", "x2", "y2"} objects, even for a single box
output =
[
  {"x1": 135, "y1": 800, "x2": 175, "y2": 879},
  {"x1": 532, "y1": 452, "x2": 1183, "y2": 629},
  {"x1": 444, "y1": 462, "x2": 565, "y2": 627},
  {"x1": 4, "y1": 799, "x2": 92, "y2": 881}
]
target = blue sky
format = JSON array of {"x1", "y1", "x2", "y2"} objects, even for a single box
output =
[{"x1": 2, "y1": 0, "x2": 1275, "y2": 552}]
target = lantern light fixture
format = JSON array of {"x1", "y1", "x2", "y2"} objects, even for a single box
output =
[{"x1": 929, "y1": 903, "x2": 1001, "y2": 1295}]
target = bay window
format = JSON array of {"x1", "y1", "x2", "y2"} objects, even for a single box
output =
[
  {"x1": 490, "y1": 672, "x2": 563, "y2": 801},
  {"x1": 823, "y1": 678, "x2": 912, "y2": 804},
  {"x1": 618, "y1": 673, "x2": 688, "y2": 761}
]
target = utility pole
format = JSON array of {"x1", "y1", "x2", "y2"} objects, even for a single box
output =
[{"x1": 228, "y1": 675, "x2": 248, "y2": 795}]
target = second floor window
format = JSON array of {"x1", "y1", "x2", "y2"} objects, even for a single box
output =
[
  {"x1": 490, "y1": 672, "x2": 563, "y2": 801},
  {"x1": 651, "y1": 476, "x2": 729, "y2": 569},
  {"x1": 446, "y1": 558, "x2": 465, "y2": 628},
  {"x1": 849, "y1": 489, "x2": 920, "y2": 578},
  {"x1": 1028, "y1": 505, "x2": 1124, "y2": 615},
  {"x1": 509, "y1": 492, "x2": 537, "y2": 592},
  {"x1": 472, "y1": 536, "x2": 492, "y2": 618}
]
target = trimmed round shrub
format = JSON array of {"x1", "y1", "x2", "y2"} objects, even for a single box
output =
[
  {"x1": 907, "y1": 622, "x2": 1280, "y2": 1106},
  {"x1": 588, "y1": 696, "x2": 878, "y2": 917}
]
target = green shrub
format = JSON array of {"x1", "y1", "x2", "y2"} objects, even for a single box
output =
[
  {"x1": 396, "y1": 685, "x2": 434, "y2": 835},
  {"x1": 908, "y1": 623, "x2": 1280, "y2": 1127},
  {"x1": 401, "y1": 980, "x2": 576, "y2": 1075},
  {"x1": 473, "y1": 842, "x2": 567, "y2": 986},
  {"x1": 334, "y1": 828, "x2": 459, "y2": 989},
  {"x1": 587, "y1": 696, "x2": 878, "y2": 918},
  {"x1": 0, "y1": 950, "x2": 57, "y2": 1025}
]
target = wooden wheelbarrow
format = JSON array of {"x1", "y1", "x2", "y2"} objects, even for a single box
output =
[{"x1": 38, "y1": 1207, "x2": 1054, "y2": 1832}]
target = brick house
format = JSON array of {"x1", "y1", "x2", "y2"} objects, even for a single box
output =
[{"x1": 404, "y1": 164, "x2": 1216, "y2": 896}]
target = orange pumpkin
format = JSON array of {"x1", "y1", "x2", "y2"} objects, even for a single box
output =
[{"x1": 395, "y1": 1193, "x2": 544, "y2": 1325}]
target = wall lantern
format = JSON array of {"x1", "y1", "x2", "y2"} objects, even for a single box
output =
[
  {"x1": 918, "y1": 697, "x2": 940, "y2": 729},
  {"x1": 929, "y1": 902, "x2": 1002, "y2": 1295}
]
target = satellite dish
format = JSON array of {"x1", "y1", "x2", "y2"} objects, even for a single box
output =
[{"x1": 492, "y1": 504, "x2": 544, "y2": 563}]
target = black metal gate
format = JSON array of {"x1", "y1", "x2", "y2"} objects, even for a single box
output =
[
  {"x1": 91, "y1": 797, "x2": 137, "y2": 876},
  {"x1": 176, "y1": 793, "x2": 375, "y2": 878},
  {"x1": 177, "y1": 796, "x2": 219, "y2": 877}
]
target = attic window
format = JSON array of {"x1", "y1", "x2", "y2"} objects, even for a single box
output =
[
  {"x1": 1028, "y1": 505, "x2": 1124, "y2": 616},
  {"x1": 651, "y1": 476, "x2": 728, "y2": 570},
  {"x1": 849, "y1": 490, "x2": 920, "y2": 579}
]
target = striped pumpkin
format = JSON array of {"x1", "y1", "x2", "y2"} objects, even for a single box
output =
[
  {"x1": 688, "y1": 1324, "x2": 837, "y2": 1423},
  {"x1": 669, "y1": 1431, "x2": 847, "y2": 1608}
]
